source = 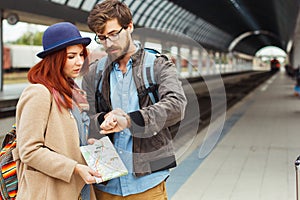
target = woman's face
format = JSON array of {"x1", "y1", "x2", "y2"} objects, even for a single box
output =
[{"x1": 63, "y1": 44, "x2": 85, "y2": 79}]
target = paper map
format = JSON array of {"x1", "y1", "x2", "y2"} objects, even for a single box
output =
[{"x1": 80, "y1": 136, "x2": 128, "y2": 183}]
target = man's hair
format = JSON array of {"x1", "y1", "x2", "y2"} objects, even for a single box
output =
[{"x1": 88, "y1": 0, "x2": 132, "y2": 34}]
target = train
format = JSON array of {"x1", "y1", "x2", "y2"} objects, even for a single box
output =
[
  {"x1": 3, "y1": 44, "x2": 43, "y2": 71},
  {"x1": 270, "y1": 57, "x2": 281, "y2": 72}
]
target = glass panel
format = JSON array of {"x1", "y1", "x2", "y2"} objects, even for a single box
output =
[
  {"x1": 141, "y1": 0, "x2": 164, "y2": 27},
  {"x1": 132, "y1": 1, "x2": 148, "y2": 23},
  {"x1": 81, "y1": 0, "x2": 97, "y2": 11},
  {"x1": 51, "y1": 0, "x2": 67, "y2": 4},
  {"x1": 164, "y1": 7, "x2": 185, "y2": 30},
  {"x1": 67, "y1": 0, "x2": 82, "y2": 8}
]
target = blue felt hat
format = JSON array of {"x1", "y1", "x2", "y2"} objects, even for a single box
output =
[{"x1": 37, "y1": 22, "x2": 91, "y2": 58}]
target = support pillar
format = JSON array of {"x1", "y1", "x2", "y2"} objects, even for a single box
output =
[
  {"x1": 292, "y1": 11, "x2": 300, "y2": 68},
  {"x1": 176, "y1": 46, "x2": 181, "y2": 74},
  {"x1": 188, "y1": 47, "x2": 193, "y2": 77},
  {"x1": 198, "y1": 49, "x2": 203, "y2": 75}
]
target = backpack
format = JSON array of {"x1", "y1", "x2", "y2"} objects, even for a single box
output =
[
  {"x1": 94, "y1": 48, "x2": 161, "y2": 113},
  {"x1": 0, "y1": 124, "x2": 17, "y2": 200}
]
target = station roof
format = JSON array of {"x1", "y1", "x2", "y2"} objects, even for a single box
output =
[
  {"x1": 169, "y1": 0, "x2": 300, "y2": 55},
  {"x1": 1, "y1": 0, "x2": 299, "y2": 56}
]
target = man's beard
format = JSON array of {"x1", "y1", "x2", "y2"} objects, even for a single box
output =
[{"x1": 107, "y1": 35, "x2": 130, "y2": 62}]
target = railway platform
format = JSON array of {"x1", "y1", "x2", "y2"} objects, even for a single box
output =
[{"x1": 167, "y1": 70, "x2": 299, "y2": 200}]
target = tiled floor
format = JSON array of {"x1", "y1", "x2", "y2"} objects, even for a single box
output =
[{"x1": 168, "y1": 71, "x2": 300, "y2": 200}]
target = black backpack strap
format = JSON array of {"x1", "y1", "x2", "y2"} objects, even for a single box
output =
[
  {"x1": 138, "y1": 50, "x2": 160, "y2": 104},
  {"x1": 95, "y1": 56, "x2": 111, "y2": 113},
  {"x1": 1, "y1": 125, "x2": 16, "y2": 148}
]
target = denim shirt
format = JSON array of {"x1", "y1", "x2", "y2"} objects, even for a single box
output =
[
  {"x1": 71, "y1": 106, "x2": 90, "y2": 200},
  {"x1": 95, "y1": 59, "x2": 169, "y2": 196}
]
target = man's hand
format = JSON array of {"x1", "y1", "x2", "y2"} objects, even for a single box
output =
[
  {"x1": 87, "y1": 138, "x2": 96, "y2": 145},
  {"x1": 100, "y1": 108, "x2": 131, "y2": 134}
]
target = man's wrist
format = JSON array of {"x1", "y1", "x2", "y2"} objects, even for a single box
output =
[
  {"x1": 123, "y1": 114, "x2": 131, "y2": 128},
  {"x1": 97, "y1": 112, "x2": 107, "y2": 124}
]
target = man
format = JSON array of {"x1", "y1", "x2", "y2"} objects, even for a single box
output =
[{"x1": 82, "y1": 0, "x2": 187, "y2": 199}]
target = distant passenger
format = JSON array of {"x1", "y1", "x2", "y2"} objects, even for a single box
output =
[
  {"x1": 83, "y1": 0, "x2": 187, "y2": 199},
  {"x1": 294, "y1": 66, "x2": 300, "y2": 96},
  {"x1": 284, "y1": 64, "x2": 294, "y2": 77},
  {"x1": 13, "y1": 22, "x2": 100, "y2": 199},
  {"x1": 270, "y1": 57, "x2": 280, "y2": 72}
]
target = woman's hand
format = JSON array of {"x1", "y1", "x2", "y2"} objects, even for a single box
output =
[{"x1": 74, "y1": 164, "x2": 101, "y2": 184}]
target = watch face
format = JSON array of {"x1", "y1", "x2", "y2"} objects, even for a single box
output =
[{"x1": 7, "y1": 13, "x2": 19, "y2": 25}]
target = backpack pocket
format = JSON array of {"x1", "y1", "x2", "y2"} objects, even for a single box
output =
[{"x1": 0, "y1": 140, "x2": 18, "y2": 199}]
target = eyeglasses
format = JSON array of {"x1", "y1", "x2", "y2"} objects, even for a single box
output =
[{"x1": 94, "y1": 27, "x2": 124, "y2": 44}]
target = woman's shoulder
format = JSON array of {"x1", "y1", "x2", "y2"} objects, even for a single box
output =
[
  {"x1": 17, "y1": 84, "x2": 52, "y2": 115},
  {"x1": 20, "y1": 84, "x2": 51, "y2": 102},
  {"x1": 23, "y1": 84, "x2": 50, "y2": 94}
]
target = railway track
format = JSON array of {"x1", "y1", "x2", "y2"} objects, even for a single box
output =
[
  {"x1": 0, "y1": 99, "x2": 18, "y2": 119},
  {"x1": 171, "y1": 70, "x2": 275, "y2": 139}
]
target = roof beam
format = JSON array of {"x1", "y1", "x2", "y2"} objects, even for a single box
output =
[
  {"x1": 0, "y1": 0, "x2": 89, "y2": 25},
  {"x1": 228, "y1": 30, "x2": 280, "y2": 52}
]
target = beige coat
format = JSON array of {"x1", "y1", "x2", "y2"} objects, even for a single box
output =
[{"x1": 13, "y1": 84, "x2": 96, "y2": 200}]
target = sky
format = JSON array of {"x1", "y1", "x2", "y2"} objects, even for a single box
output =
[
  {"x1": 3, "y1": 20, "x2": 99, "y2": 50},
  {"x1": 3, "y1": 20, "x2": 47, "y2": 42},
  {"x1": 256, "y1": 46, "x2": 287, "y2": 62}
]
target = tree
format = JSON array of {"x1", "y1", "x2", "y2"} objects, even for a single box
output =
[{"x1": 11, "y1": 31, "x2": 43, "y2": 46}]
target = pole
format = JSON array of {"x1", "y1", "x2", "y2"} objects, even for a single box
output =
[
  {"x1": 295, "y1": 156, "x2": 300, "y2": 200},
  {"x1": 0, "y1": 9, "x2": 3, "y2": 91}
]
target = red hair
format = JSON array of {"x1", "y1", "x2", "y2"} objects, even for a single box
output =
[{"x1": 28, "y1": 45, "x2": 88, "y2": 111}]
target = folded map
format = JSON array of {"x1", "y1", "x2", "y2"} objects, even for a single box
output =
[{"x1": 80, "y1": 136, "x2": 128, "y2": 183}]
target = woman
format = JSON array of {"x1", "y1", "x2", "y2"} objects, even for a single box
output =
[{"x1": 13, "y1": 22, "x2": 100, "y2": 200}]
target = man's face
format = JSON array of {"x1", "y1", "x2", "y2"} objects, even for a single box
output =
[{"x1": 96, "y1": 18, "x2": 130, "y2": 62}]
